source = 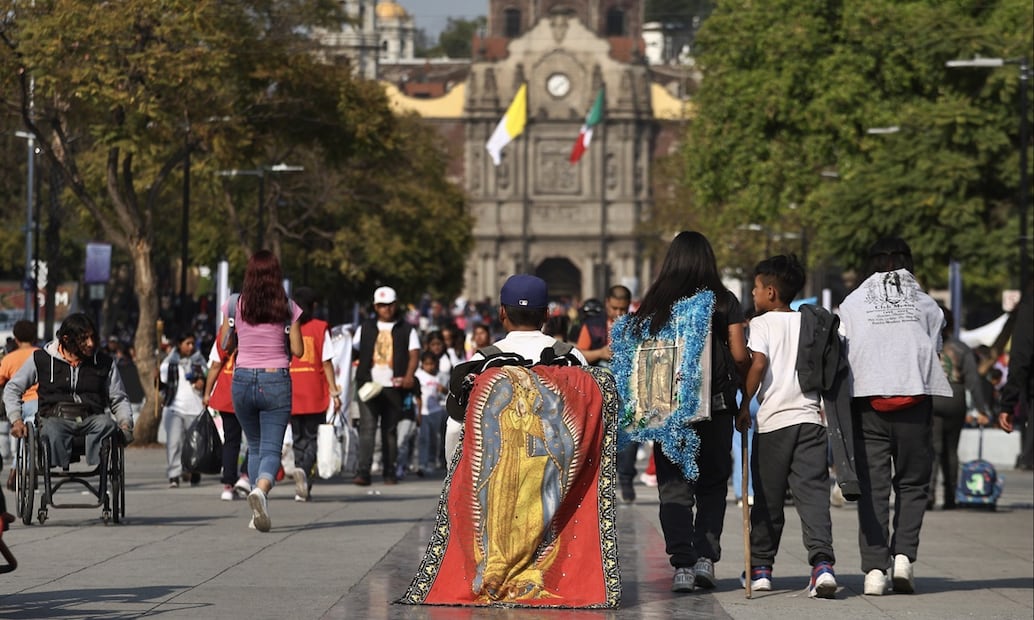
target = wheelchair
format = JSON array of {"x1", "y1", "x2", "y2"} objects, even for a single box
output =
[{"x1": 14, "y1": 417, "x2": 125, "y2": 525}]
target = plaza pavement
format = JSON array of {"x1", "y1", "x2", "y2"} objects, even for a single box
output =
[{"x1": 0, "y1": 445, "x2": 1031, "y2": 619}]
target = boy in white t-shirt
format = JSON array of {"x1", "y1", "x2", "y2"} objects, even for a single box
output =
[
  {"x1": 415, "y1": 351, "x2": 447, "y2": 474},
  {"x1": 737, "y1": 254, "x2": 837, "y2": 599}
]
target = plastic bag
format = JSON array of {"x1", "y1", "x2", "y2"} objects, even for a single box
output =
[
  {"x1": 316, "y1": 422, "x2": 342, "y2": 479},
  {"x1": 181, "y1": 411, "x2": 223, "y2": 475}
]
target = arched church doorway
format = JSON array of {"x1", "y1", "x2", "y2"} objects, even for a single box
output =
[{"x1": 535, "y1": 257, "x2": 581, "y2": 302}]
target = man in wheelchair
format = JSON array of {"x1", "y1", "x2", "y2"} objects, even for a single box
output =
[{"x1": 4, "y1": 313, "x2": 133, "y2": 469}]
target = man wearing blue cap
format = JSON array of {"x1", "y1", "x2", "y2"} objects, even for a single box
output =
[{"x1": 443, "y1": 275, "x2": 587, "y2": 459}]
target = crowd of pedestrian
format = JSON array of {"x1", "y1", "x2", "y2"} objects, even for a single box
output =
[{"x1": 0, "y1": 237, "x2": 1030, "y2": 607}]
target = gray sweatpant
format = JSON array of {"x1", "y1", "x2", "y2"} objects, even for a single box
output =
[{"x1": 749, "y1": 422, "x2": 834, "y2": 567}]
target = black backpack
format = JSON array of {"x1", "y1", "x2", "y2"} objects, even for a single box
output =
[
  {"x1": 710, "y1": 292, "x2": 741, "y2": 413},
  {"x1": 445, "y1": 341, "x2": 580, "y2": 422}
]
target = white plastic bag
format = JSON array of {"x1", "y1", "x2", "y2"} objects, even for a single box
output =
[{"x1": 317, "y1": 422, "x2": 342, "y2": 479}]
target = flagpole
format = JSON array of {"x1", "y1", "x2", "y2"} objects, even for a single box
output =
[
  {"x1": 522, "y1": 96, "x2": 530, "y2": 274},
  {"x1": 598, "y1": 87, "x2": 607, "y2": 297}
]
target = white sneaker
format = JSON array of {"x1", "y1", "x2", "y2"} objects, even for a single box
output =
[
  {"x1": 292, "y1": 469, "x2": 309, "y2": 502},
  {"x1": 220, "y1": 485, "x2": 234, "y2": 501},
  {"x1": 247, "y1": 488, "x2": 271, "y2": 532},
  {"x1": 233, "y1": 476, "x2": 251, "y2": 499},
  {"x1": 864, "y1": 569, "x2": 889, "y2": 595},
  {"x1": 892, "y1": 554, "x2": 914, "y2": 593}
]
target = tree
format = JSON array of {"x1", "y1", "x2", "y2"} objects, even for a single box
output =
[
  {"x1": 675, "y1": 0, "x2": 1031, "y2": 299},
  {"x1": 0, "y1": 0, "x2": 349, "y2": 443},
  {"x1": 430, "y1": 17, "x2": 486, "y2": 59}
]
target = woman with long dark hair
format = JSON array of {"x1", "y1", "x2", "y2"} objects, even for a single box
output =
[
  {"x1": 220, "y1": 250, "x2": 303, "y2": 532},
  {"x1": 627, "y1": 231, "x2": 749, "y2": 592}
]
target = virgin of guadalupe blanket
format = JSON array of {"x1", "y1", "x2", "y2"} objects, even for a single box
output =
[
  {"x1": 398, "y1": 365, "x2": 620, "y2": 608},
  {"x1": 609, "y1": 290, "x2": 715, "y2": 481}
]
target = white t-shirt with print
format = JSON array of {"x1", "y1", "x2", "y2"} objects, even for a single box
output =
[{"x1": 352, "y1": 322, "x2": 421, "y2": 387}]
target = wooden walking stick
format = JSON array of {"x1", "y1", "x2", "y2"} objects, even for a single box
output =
[{"x1": 741, "y1": 427, "x2": 752, "y2": 598}]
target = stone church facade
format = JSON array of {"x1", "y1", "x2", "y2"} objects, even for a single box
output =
[
  {"x1": 465, "y1": 0, "x2": 655, "y2": 303},
  {"x1": 382, "y1": 0, "x2": 693, "y2": 304}
]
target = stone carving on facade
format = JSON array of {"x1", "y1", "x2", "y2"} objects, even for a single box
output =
[
  {"x1": 550, "y1": 13, "x2": 569, "y2": 44},
  {"x1": 537, "y1": 141, "x2": 580, "y2": 194}
]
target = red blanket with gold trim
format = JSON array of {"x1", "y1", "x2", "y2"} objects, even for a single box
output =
[{"x1": 398, "y1": 364, "x2": 620, "y2": 608}]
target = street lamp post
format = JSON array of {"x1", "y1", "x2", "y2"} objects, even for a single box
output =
[
  {"x1": 947, "y1": 56, "x2": 1031, "y2": 288},
  {"x1": 15, "y1": 131, "x2": 36, "y2": 321},
  {"x1": 217, "y1": 163, "x2": 303, "y2": 250}
]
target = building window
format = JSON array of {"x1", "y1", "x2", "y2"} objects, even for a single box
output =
[
  {"x1": 605, "y1": 8, "x2": 625, "y2": 36},
  {"x1": 504, "y1": 8, "x2": 521, "y2": 37}
]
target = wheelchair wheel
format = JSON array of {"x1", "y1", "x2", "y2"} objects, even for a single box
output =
[{"x1": 17, "y1": 427, "x2": 37, "y2": 526}]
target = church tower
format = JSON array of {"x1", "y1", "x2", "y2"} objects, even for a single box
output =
[{"x1": 463, "y1": 0, "x2": 653, "y2": 303}]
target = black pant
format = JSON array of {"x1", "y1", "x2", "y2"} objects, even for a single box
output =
[
  {"x1": 930, "y1": 412, "x2": 965, "y2": 507},
  {"x1": 357, "y1": 387, "x2": 402, "y2": 481},
  {"x1": 655, "y1": 413, "x2": 734, "y2": 568},
  {"x1": 291, "y1": 413, "x2": 323, "y2": 479},
  {"x1": 853, "y1": 397, "x2": 932, "y2": 572},
  {"x1": 749, "y1": 423, "x2": 834, "y2": 567},
  {"x1": 220, "y1": 412, "x2": 243, "y2": 485},
  {"x1": 617, "y1": 441, "x2": 639, "y2": 485}
]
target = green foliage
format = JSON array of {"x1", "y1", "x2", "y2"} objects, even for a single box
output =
[
  {"x1": 427, "y1": 17, "x2": 486, "y2": 59},
  {"x1": 674, "y1": 0, "x2": 1032, "y2": 298}
]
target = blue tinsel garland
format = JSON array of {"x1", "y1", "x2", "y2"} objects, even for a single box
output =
[{"x1": 609, "y1": 290, "x2": 715, "y2": 481}]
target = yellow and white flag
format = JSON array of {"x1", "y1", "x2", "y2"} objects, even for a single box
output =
[{"x1": 485, "y1": 83, "x2": 527, "y2": 166}]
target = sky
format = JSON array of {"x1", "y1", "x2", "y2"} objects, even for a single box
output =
[{"x1": 395, "y1": 0, "x2": 487, "y2": 41}]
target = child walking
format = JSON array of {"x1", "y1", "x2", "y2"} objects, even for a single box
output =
[
  {"x1": 737, "y1": 255, "x2": 837, "y2": 599},
  {"x1": 415, "y1": 351, "x2": 447, "y2": 475}
]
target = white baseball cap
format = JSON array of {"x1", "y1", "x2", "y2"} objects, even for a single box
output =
[{"x1": 373, "y1": 286, "x2": 397, "y2": 305}]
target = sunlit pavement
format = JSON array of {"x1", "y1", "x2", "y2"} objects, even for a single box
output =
[{"x1": 1, "y1": 446, "x2": 1031, "y2": 619}]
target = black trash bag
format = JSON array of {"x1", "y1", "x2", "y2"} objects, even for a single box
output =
[{"x1": 181, "y1": 411, "x2": 223, "y2": 475}]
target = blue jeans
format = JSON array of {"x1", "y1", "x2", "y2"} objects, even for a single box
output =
[{"x1": 232, "y1": 368, "x2": 292, "y2": 487}]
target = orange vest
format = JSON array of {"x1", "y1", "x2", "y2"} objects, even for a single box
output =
[
  {"x1": 290, "y1": 319, "x2": 330, "y2": 415},
  {"x1": 208, "y1": 338, "x2": 236, "y2": 413}
]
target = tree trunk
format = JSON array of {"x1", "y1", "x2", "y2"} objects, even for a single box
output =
[{"x1": 129, "y1": 240, "x2": 162, "y2": 445}]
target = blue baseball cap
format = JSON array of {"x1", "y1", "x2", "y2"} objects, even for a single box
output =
[{"x1": 500, "y1": 274, "x2": 548, "y2": 309}]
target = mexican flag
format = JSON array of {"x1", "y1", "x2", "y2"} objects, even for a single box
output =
[
  {"x1": 486, "y1": 84, "x2": 527, "y2": 166},
  {"x1": 569, "y1": 88, "x2": 605, "y2": 164}
]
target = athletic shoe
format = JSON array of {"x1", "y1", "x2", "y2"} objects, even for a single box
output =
[
  {"x1": 671, "y1": 567, "x2": 696, "y2": 593},
  {"x1": 275, "y1": 466, "x2": 285, "y2": 482},
  {"x1": 220, "y1": 485, "x2": 234, "y2": 501},
  {"x1": 741, "y1": 566, "x2": 773, "y2": 591},
  {"x1": 293, "y1": 469, "x2": 309, "y2": 502},
  {"x1": 864, "y1": 569, "x2": 889, "y2": 595},
  {"x1": 639, "y1": 472, "x2": 658, "y2": 487},
  {"x1": 169, "y1": 478, "x2": 179, "y2": 488},
  {"x1": 892, "y1": 554, "x2": 914, "y2": 594},
  {"x1": 247, "y1": 488, "x2": 271, "y2": 532},
  {"x1": 694, "y1": 557, "x2": 716, "y2": 589},
  {"x1": 808, "y1": 561, "x2": 837, "y2": 599},
  {"x1": 233, "y1": 476, "x2": 251, "y2": 498}
]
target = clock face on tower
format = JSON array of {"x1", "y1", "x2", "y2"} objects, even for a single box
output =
[{"x1": 546, "y1": 73, "x2": 571, "y2": 98}]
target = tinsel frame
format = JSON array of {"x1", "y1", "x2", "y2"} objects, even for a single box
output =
[{"x1": 609, "y1": 290, "x2": 714, "y2": 481}]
